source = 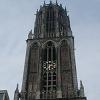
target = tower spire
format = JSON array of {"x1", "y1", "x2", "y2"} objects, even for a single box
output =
[
  {"x1": 15, "y1": 84, "x2": 19, "y2": 92},
  {"x1": 56, "y1": 0, "x2": 58, "y2": 5},
  {"x1": 79, "y1": 80, "x2": 85, "y2": 97},
  {"x1": 44, "y1": 1, "x2": 45, "y2": 5},
  {"x1": 28, "y1": 30, "x2": 33, "y2": 39},
  {"x1": 14, "y1": 84, "x2": 19, "y2": 100}
]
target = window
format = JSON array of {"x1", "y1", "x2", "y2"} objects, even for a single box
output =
[{"x1": 41, "y1": 42, "x2": 57, "y2": 99}]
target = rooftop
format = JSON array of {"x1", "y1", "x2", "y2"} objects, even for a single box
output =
[{"x1": 0, "y1": 90, "x2": 9, "y2": 100}]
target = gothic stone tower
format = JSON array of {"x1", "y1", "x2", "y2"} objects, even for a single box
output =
[{"x1": 14, "y1": 1, "x2": 87, "y2": 100}]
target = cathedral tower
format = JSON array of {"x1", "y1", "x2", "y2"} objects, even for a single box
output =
[{"x1": 14, "y1": 1, "x2": 87, "y2": 100}]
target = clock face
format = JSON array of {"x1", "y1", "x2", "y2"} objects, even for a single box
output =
[{"x1": 43, "y1": 61, "x2": 56, "y2": 71}]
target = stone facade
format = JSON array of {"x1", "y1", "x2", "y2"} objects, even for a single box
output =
[{"x1": 14, "y1": 1, "x2": 87, "y2": 100}]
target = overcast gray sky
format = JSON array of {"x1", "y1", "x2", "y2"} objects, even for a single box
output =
[{"x1": 0, "y1": 0, "x2": 100, "y2": 100}]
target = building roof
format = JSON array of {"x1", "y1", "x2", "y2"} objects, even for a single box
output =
[{"x1": 0, "y1": 90, "x2": 9, "y2": 100}]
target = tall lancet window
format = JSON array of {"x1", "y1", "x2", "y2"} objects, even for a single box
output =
[
  {"x1": 46, "y1": 7, "x2": 55, "y2": 37},
  {"x1": 41, "y1": 41, "x2": 57, "y2": 99}
]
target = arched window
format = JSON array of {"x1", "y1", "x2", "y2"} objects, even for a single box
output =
[
  {"x1": 43, "y1": 41, "x2": 56, "y2": 61},
  {"x1": 41, "y1": 41, "x2": 57, "y2": 99}
]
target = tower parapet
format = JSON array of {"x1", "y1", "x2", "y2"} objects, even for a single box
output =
[{"x1": 34, "y1": 1, "x2": 72, "y2": 39}]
